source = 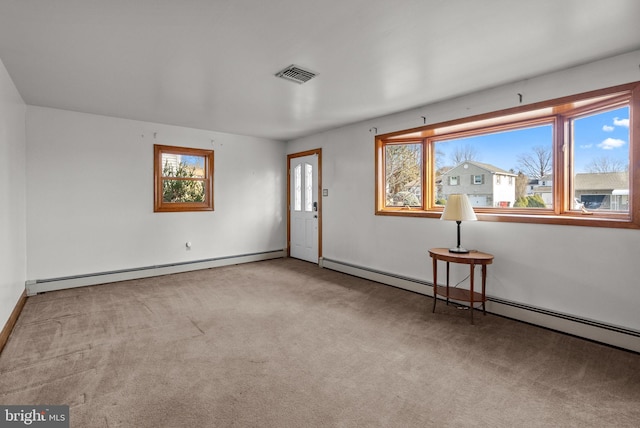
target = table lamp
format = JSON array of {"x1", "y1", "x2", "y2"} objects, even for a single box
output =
[{"x1": 441, "y1": 194, "x2": 477, "y2": 253}]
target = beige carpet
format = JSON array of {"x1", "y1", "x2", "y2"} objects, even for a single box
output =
[{"x1": 1, "y1": 258, "x2": 639, "y2": 427}]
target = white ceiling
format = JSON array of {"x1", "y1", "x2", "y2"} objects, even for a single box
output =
[{"x1": 1, "y1": 0, "x2": 640, "y2": 141}]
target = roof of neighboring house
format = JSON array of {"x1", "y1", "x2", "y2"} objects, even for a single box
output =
[
  {"x1": 443, "y1": 161, "x2": 516, "y2": 176},
  {"x1": 574, "y1": 172, "x2": 628, "y2": 191}
]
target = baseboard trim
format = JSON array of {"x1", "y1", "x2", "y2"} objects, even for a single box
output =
[
  {"x1": 0, "y1": 290, "x2": 27, "y2": 356},
  {"x1": 320, "y1": 258, "x2": 434, "y2": 296},
  {"x1": 320, "y1": 257, "x2": 640, "y2": 353},
  {"x1": 26, "y1": 249, "x2": 286, "y2": 295}
]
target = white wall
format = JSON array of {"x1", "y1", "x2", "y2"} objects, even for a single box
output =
[
  {"x1": 0, "y1": 58, "x2": 27, "y2": 329},
  {"x1": 287, "y1": 50, "x2": 640, "y2": 333},
  {"x1": 26, "y1": 107, "x2": 286, "y2": 281}
]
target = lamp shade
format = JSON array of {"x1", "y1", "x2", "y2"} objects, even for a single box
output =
[{"x1": 441, "y1": 194, "x2": 477, "y2": 222}]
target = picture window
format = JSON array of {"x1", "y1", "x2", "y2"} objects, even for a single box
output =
[{"x1": 375, "y1": 81, "x2": 640, "y2": 228}]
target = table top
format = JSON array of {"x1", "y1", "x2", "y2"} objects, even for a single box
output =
[{"x1": 428, "y1": 247, "x2": 494, "y2": 264}]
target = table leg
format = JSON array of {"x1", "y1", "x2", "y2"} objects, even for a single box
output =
[
  {"x1": 432, "y1": 256, "x2": 437, "y2": 313},
  {"x1": 482, "y1": 264, "x2": 487, "y2": 316},
  {"x1": 445, "y1": 261, "x2": 450, "y2": 306},
  {"x1": 469, "y1": 263, "x2": 475, "y2": 325}
]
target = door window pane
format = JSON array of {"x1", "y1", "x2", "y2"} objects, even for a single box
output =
[
  {"x1": 305, "y1": 163, "x2": 313, "y2": 212},
  {"x1": 294, "y1": 164, "x2": 302, "y2": 211}
]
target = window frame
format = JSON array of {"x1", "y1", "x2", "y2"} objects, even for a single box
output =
[
  {"x1": 377, "y1": 138, "x2": 426, "y2": 210},
  {"x1": 154, "y1": 144, "x2": 214, "y2": 213},
  {"x1": 375, "y1": 81, "x2": 640, "y2": 229}
]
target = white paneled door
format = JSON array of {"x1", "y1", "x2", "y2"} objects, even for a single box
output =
[{"x1": 289, "y1": 154, "x2": 318, "y2": 263}]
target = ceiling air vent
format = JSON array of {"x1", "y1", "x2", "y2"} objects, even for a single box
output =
[{"x1": 275, "y1": 64, "x2": 318, "y2": 84}]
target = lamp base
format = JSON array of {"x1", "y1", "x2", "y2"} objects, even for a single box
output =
[{"x1": 449, "y1": 247, "x2": 470, "y2": 254}]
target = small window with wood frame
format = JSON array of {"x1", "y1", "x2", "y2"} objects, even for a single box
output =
[{"x1": 154, "y1": 144, "x2": 214, "y2": 212}]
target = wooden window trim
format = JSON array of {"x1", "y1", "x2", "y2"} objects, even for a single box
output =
[
  {"x1": 154, "y1": 144, "x2": 214, "y2": 212},
  {"x1": 375, "y1": 81, "x2": 640, "y2": 229}
]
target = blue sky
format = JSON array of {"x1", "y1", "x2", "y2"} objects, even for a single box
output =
[
  {"x1": 181, "y1": 155, "x2": 205, "y2": 169},
  {"x1": 573, "y1": 106, "x2": 629, "y2": 172},
  {"x1": 437, "y1": 106, "x2": 630, "y2": 174}
]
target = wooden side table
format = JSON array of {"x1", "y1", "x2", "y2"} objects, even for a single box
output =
[{"x1": 429, "y1": 248, "x2": 494, "y2": 324}]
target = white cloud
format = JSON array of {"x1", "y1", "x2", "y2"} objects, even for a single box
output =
[
  {"x1": 598, "y1": 138, "x2": 626, "y2": 150},
  {"x1": 602, "y1": 125, "x2": 614, "y2": 132},
  {"x1": 613, "y1": 117, "x2": 629, "y2": 127}
]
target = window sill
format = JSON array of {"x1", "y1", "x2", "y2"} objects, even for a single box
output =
[{"x1": 375, "y1": 208, "x2": 639, "y2": 229}]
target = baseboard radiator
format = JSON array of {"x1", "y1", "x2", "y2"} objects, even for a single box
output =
[
  {"x1": 26, "y1": 249, "x2": 286, "y2": 296},
  {"x1": 320, "y1": 257, "x2": 640, "y2": 354}
]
